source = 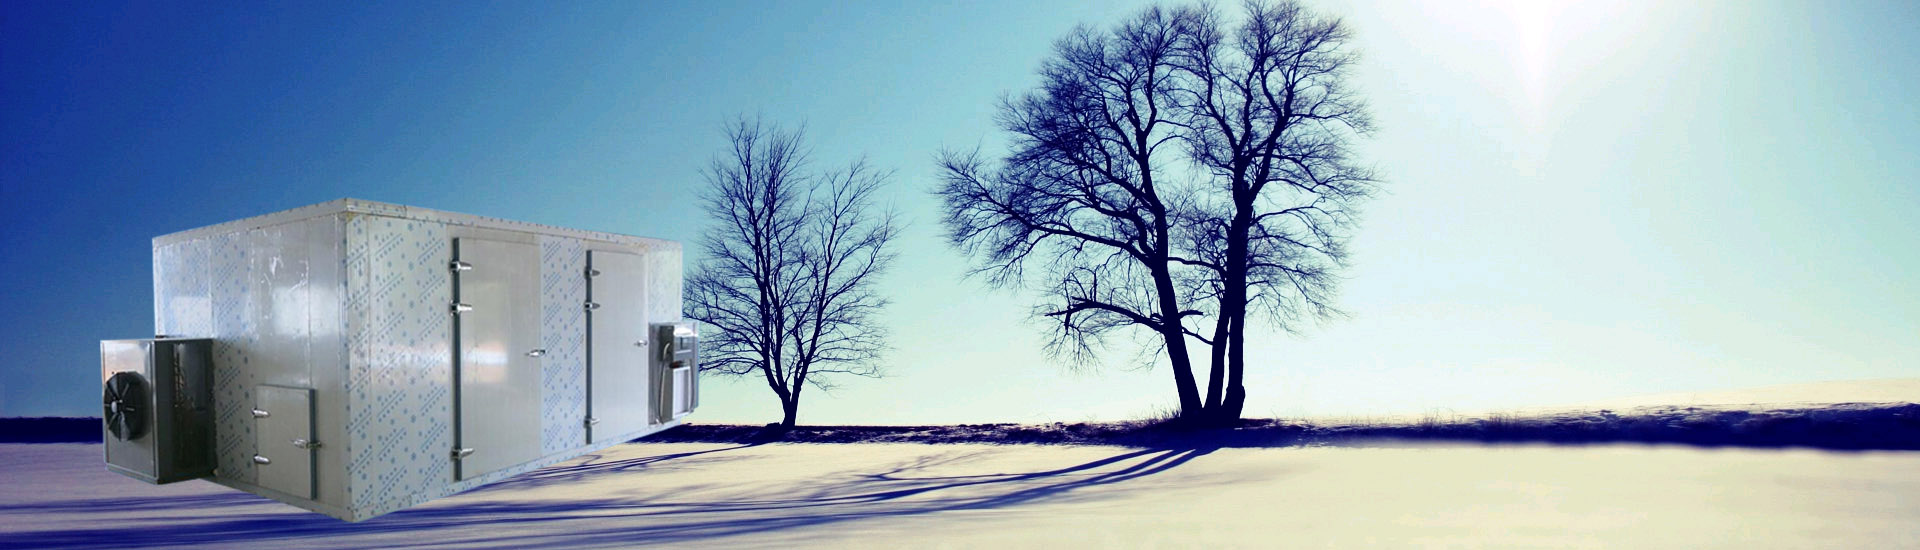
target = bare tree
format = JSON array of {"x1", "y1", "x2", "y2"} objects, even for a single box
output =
[
  {"x1": 939, "y1": 0, "x2": 1377, "y2": 425},
  {"x1": 686, "y1": 116, "x2": 899, "y2": 429},
  {"x1": 1171, "y1": 0, "x2": 1376, "y2": 421},
  {"x1": 936, "y1": 7, "x2": 1213, "y2": 420}
]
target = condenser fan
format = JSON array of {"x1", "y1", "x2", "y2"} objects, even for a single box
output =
[{"x1": 102, "y1": 372, "x2": 149, "y2": 441}]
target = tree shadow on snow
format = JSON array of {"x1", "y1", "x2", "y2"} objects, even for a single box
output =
[
  {"x1": 471, "y1": 443, "x2": 767, "y2": 493},
  {"x1": 5, "y1": 443, "x2": 1222, "y2": 549}
]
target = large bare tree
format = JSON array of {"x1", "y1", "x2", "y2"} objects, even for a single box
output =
[
  {"x1": 1172, "y1": 0, "x2": 1377, "y2": 421},
  {"x1": 939, "y1": 0, "x2": 1377, "y2": 425},
  {"x1": 936, "y1": 7, "x2": 1211, "y2": 418},
  {"x1": 686, "y1": 117, "x2": 899, "y2": 429}
]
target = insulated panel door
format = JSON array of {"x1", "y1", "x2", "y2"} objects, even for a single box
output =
[
  {"x1": 588, "y1": 250, "x2": 650, "y2": 443},
  {"x1": 454, "y1": 238, "x2": 543, "y2": 480},
  {"x1": 255, "y1": 385, "x2": 314, "y2": 498}
]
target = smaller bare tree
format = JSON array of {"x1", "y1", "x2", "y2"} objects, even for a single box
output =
[{"x1": 685, "y1": 116, "x2": 899, "y2": 429}]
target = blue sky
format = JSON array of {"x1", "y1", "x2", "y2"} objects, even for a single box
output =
[{"x1": 3, "y1": 0, "x2": 1915, "y2": 423}]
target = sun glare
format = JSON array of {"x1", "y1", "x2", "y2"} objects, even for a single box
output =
[{"x1": 1504, "y1": 0, "x2": 1556, "y2": 126}]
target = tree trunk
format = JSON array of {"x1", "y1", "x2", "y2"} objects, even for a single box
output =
[
  {"x1": 1164, "y1": 326, "x2": 1203, "y2": 420},
  {"x1": 1204, "y1": 313, "x2": 1228, "y2": 411},
  {"x1": 1223, "y1": 266, "x2": 1248, "y2": 421},
  {"x1": 780, "y1": 397, "x2": 799, "y2": 429},
  {"x1": 1222, "y1": 325, "x2": 1246, "y2": 421},
  {"x1": 1216, "y1": 201, "x2": 1253, "y2": 424},
  {"x1": 1152, "y1": 264, "x2": 1203, "y2": 419}
]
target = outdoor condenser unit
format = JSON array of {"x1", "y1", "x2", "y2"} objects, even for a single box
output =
[
  {"x1": 100, "y1": 198, "x2": 698, "y2": 521},
  {"x1": 100, "y1": 338, "x2": 215, "y2": 484}
]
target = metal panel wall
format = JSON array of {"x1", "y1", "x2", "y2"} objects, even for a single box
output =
[
  {"x1": 344, "y1": 216, "x2": 453, "y2": 510},
  {"x1": 587, "y1": 250, "x2": 651, "y2": 443},
  {"x1": 340, "y1": 231, "x2": 692, "y2": 520},
  {"x1": 538, "y1": 236, "x2": 588, "y2": 454},
  {"x1": 645, "y1": 246, "x2": 683, "y2": 323},
  {"x1": 153, "y1": 214, "x2": 346, "y2": 504},
  {"x1": 153, "y1": 241, "x2": 212, "y2": 339},
  {"x1": 343, "y1": 220, "x2": 588, "y2": 517},
  {"x1": 247, "y1": 222, "x2": 313, "y2": 390},
  {"x1": 303, "y1": 215, "x2": 349, "y2": 508},
  {"x1": 452, "y1": 237, "x2": 544, "y2": 479},
  {"x1": 207, "y1": 231, "x2": 258, "y2": 485}
]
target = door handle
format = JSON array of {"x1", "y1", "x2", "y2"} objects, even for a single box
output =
[
  {"x1": 526, "y1": 349, "x2": 547, "y2": 357},
  {"x1": 253, "y1": 455, "x2": 271, "y2": 465},
  {"x1": 250, "y1": 409, "x2": 270, "y2": 418},
  {"x1": 452, "y1": 448, "x2": 475, "y2": 460}
]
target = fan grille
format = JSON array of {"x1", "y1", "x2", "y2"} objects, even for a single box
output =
[{"x1": 102, "y1": 372, "x2": 149, "y2": 441}]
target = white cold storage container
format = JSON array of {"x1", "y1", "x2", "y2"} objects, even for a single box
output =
[{"x1": 105, "y1": 198, "x2": 698, "y2": 521}]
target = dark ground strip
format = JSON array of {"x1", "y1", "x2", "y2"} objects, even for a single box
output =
[
  {"x1": 641, "y1": 403, "x2": 1920, "y2": 451},
  {"x1": 0, "y1": 417, "x2": 98, "y2": 443},
  {"x1": 10, "y1": 403, "x2": 1919, "y2": 450}
]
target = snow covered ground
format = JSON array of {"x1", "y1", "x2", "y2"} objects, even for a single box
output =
[{"x1": 3, "y1": 439, "x2": 1917, "y2": 548}]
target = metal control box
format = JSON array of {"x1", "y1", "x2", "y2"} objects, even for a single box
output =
[
  {"x1": 120, "y1": 199, "x2": 696, "y2": 521},
  {"x1": 653, "y1": 323, "x2": 698, "y2": 422},
  {"x1": 101, "y1": 338, "x2": 215, "y2": 484}
]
